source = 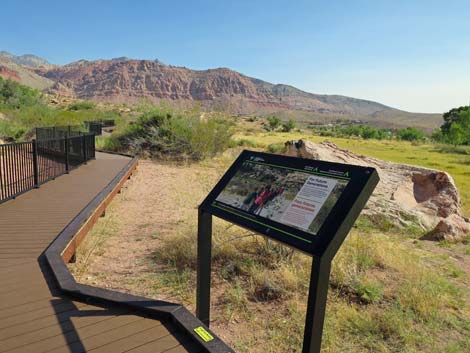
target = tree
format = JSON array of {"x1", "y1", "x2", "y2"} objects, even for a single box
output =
[
  {"x1": 281, "y1": 119, "x2": 296, "y2": 132},
  {"x1": 447, "y1": 122, "x2": 465, "y2": 146},
  {"x1": 440, "y1": 106, "x2": 470, "y2": 145},
  {"x1": 441, "y1": 106, "x2": 470, "y2": 134},
  {"x1": 396, "y1": 127, "x2": 425, "y2": 141}
]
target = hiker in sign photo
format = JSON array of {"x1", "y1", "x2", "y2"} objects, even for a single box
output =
[
  {"x1": 249, "y1": 185, "x2": 271, "y2": 213},
  {"x1": 242, "y1": 188, "x2": 259, "y2": 211},
  {"x1": 255, "y1": 186, "x2": 286, "y2": 215}
]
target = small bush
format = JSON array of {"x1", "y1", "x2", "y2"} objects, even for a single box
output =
[
  {"x1": 396, "y1": 127, "x2": 426, "y2": 142},
  {"x1": 0, "y1": 77, "x2": 44, "y2": 109},
  {"x1": 95, "y1": 136, "x2": 122, "y2": 151},
  {"x1": 0, "y1": 120, "x2": 26, "y2": 141},
  {"x1": 281, "y1": 119, "x2": 296, "y2": 132},
  {"x1": 68, "y1": 101, "x2": 96, "y2": 111},
  {"x1": 266, "y1": 115, "x2": 281, "y2": 131},
  {"x1": 352, "y1": 278, "x2": 384, "y2": 304},
  {"x1": 267, "y1": 143, "x2": 285, "y2": 154},
  {"x1": 237, "y1": 139, "x2": 260, "y2": 148}
]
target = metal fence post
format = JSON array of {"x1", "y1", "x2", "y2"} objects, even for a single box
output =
[
  {"x1": 65, "y1": 135, "x2": 70, "y2": 173},
  {"x1": 82, "y1": 135, "x2": 87, "y2": 164},
  {"x1": 32, "y1": 139, "x2": 39, "y2": 188}
]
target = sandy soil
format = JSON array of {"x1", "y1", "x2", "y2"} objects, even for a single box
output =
[{"x1": 71, "y1": 159, "x2": 221, "y2": 299}]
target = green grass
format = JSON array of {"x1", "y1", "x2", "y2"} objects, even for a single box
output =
[{"x1": 95, "y1": 136, "x2": 122, "y2": 151}]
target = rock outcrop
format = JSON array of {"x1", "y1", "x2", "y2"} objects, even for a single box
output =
[
  {"x1": 285, "y1": 139, "x2": 470, "y2": 241},
  {"x1": 0, "y1": 66, "x2": 20, "y2": 82}
]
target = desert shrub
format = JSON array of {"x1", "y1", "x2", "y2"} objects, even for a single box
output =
[
  {"x1": 68, "y1": 101, "x2": 96, "y2": 111},
  {"x1": 266, "y1": 115, "x2": 281, "y2": 131},
  {"x1": 95, "y1": 136, "x2": 121, "y2": 151},
  {"x1": 117, "y1": 107, "x2": 234, "y2": 160},
  {"x1": 281, "y1": 118, "x2": 296, "y2": 132},
  {"x1": 267, "y1": 143, "x2": 285, "y2": 154},
  {"x1": 236, "y1": 139, "x2": 260, "y2": 148},
  {"x1": 396, "y1": 127, "x2": 426, "y2": 141},
  {"x1": 0, "y1": 120, "x2": 26, "y2": 141},
  {"x1": 0, "y1": 77, "x2": 44, "y2": 109}
]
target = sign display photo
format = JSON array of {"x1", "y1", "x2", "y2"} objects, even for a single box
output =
[{"x1": 214, "y1": 159, "x2": 348, "y2": 236}]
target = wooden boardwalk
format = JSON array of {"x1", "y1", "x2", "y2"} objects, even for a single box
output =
[{"x1": 0, "y1": 152, "x2": 203, "y2": 353}]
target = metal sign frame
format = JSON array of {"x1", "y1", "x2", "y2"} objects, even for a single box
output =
[{"x1": 196, "y1": 150, "x2": 379, "y2": 353}]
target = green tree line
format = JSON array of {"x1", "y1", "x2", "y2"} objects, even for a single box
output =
[{"x1": 313, "y1": 124, "x2": 426, "y2": 141}]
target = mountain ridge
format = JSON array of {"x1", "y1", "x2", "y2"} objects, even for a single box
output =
[
  {"x1": 0, "y1": 51, "x2": 56, "y2": 69},
  {"x1": 0, "y1": 52, "x2": 442, "y2": 130}
]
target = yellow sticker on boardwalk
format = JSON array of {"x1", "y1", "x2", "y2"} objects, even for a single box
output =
[{"x1": 194, "y1": 326, "x2": 214, "y2": 342}]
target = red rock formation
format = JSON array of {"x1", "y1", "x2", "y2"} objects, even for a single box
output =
[
  {"x1": 42, "y1": 59, "x2": 393, "y2": 117},
  {"x1": 1, "y1": 54, "x2": 443, "y2": 129},
  {"x1": 0, "y1": 66, "x2": 20, "y2": 82}
]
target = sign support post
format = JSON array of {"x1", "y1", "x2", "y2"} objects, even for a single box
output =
[
  {"x1": 196, "y1": 216, "x2": 332, "y2": 353},
  {"x1": 302, "y1": 257, "x2": 332, "y2": 353},
  {"x1": 196, "y1": 209, "x2": 212, "y2": 326}
]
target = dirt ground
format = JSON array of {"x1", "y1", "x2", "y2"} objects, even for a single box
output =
[
  {"x1": 70, "y1": 155, "x2": 264, "y2": 348},
  {"x1": 69, "y1": 156, "x2": 470, "y2": 352},
  {"x1": 71, "y1": 158, "x2": 219, "y2": 299}
]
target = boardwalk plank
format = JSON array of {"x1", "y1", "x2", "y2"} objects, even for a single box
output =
[{"x1": 0, "y1": 153, "x2": 200, "y2": 353}]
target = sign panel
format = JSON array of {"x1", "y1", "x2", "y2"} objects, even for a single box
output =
[{"x1": 201, "y1": 150, "x2": 379, "y2": 257}]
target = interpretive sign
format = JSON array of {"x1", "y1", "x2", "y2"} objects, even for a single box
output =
[
  {"x1": 200, "y1": 150, "x2": 378, "y2": 257},
  {"x1": 197, "y1": 150, "x2": 379, "y2": 353}
]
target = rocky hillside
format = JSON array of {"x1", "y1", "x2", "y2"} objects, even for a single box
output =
[
  {"x1": 0, "y1": 56, "x2": 54, "y2": 90},
  {"x1": 0, "y1": 53, "x2": 442, "y2": 130},
  {"x1": 0, "y1": 51, "x2": 56, "y2": 69}
]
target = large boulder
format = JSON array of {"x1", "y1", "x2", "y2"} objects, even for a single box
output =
[
  {"x1": 285, "y1": 139, "x2": 470, "y2": 241},
  {"x1": 423, "y1": 214, "x2": 470, "y2": 241}
]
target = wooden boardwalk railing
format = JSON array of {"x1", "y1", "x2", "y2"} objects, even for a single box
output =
[{"x1": 0, "y1": 152, "x2": 233, "y2": 353}]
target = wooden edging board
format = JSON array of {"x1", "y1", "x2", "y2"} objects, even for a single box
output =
[{"x1": 44, "y1": 154, "x2": 235, "y2": 353}]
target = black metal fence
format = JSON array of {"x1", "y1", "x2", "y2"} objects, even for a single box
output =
[
  {"x1": 35, "y1": 126, "x2": 85, "y2": 140},
  {"x1": 0, "y1": 133, "x2": 95, "y2": 204},
  {"x1": 101, "y1": 119, "x2": 115, "y2": 127},
  {"x1": 35, "y1": 119, "x2": 115, "y2": 140},
  {"x1": 84, "y1": 121, "x2": 103, "y2": 136}
]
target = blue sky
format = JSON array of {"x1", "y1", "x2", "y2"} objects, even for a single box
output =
[{"x1": 1, "y1": 0, "x2": 469, "y2": 113}]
